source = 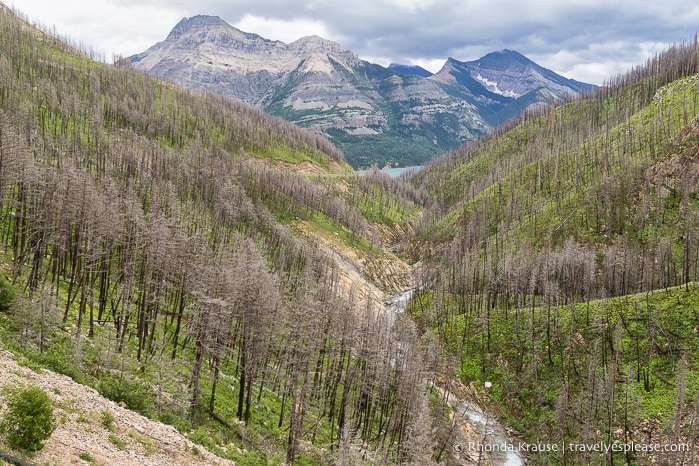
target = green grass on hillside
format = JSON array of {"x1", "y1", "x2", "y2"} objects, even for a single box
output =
[{"x1": 409, "y1": 283, "x2": 699, "y2": 463}]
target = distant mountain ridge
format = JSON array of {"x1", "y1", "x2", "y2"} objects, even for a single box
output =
[
  {"x1": 388, "y1": 63, "x2": 433, "y2": 77},
  {"x1": 131, "y1": 15, "x2": 596, "y2": 168},
  {"x1": 440, "y1": 49, "x2": 595, "y2": 99}
]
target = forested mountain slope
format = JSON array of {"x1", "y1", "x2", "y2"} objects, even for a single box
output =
[
  {"x1": 408, "y1": 38, "x2": 699, "y2": 464},
  {"x1": 5, "y1": 2, "x2": 699, "y2": 465},
  {"x1": 0, "y1": 6, "x2": 454, "y2": 465},
  {"x1": 412, "y1": 38, "x2": 699, "y2": 300}
]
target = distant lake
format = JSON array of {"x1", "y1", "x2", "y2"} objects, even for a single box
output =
[{"x1": 355, "y1": 166, "x2": 424, "y2": 178}]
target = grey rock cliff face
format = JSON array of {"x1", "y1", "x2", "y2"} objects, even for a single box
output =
[{"x1": 130, "y1": 16, "x2": 595, "y2": 168}]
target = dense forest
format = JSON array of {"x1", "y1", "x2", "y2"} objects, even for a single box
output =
[{"x1": 2, "y1": 2, "x2": 699, "y2": 465}]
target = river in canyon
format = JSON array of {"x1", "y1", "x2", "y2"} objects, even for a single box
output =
[{"x1": 386, "y1": 288, "x2": 524, "y2": 466}]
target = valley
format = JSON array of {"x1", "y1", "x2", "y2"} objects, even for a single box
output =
[{"x1": 0, "y1": 3, "x2": 698, "y2": 466}]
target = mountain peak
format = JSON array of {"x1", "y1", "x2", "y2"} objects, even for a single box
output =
[
  {"x1": 292, "y1": 35, "x2": 333, "y2": 45},
  {"x1": 475, "y1": 49, "x2": 537, "y2": 70},
  {"x1": 433, "y1": 50, "x2": 596, "y2": 107},
  {"x1": 492, "y1": 49, "x2": 526, "y2": 58},
  {"x1": 167, "y1": 15, "x2": 230, "y2": 40},
  {"x1": 289, "y1": 35, "x2": 346, "y2": 55},
  {"x1": 388, "y1": 63, "x2": 433, "y2": 77}
]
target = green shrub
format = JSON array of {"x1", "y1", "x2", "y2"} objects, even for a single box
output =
[
  {"x1": 108, "y1": 433, "x2": 126, "y2": 450},
  {"x1": 78, "y1": 451, "x2": 96, "y2": 463},
  {"x1": 0, "y1": 277, "x2": 15, "y2": 312},
  {"x1": 100, "y1": 409, "x2": 115, "y2": 431},
  {"x1": 159, "y1": 410, "x2": 191, "y2": 432},
  {"x1": 0, "y1": 384, "x2": 57, "y2": 451},
  {"x1": 96, "y1": 373, "x2": 153, "y2": 414},
  {"x1": 34, "y1": 335, "x2": 86, "y2": 384}
]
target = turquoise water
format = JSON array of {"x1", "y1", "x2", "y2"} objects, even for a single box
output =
[{"x1": 355, "y1": 166, "x2": 424, "y2": 177}]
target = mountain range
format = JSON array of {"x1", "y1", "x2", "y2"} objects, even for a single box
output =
[{"x1": 130, "y1": 15, "x2": 596, "y2": 168}]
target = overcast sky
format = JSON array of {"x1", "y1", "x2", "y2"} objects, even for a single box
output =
[{"x1": 11, "y1": 0, "x2": 699, "y2": 85}]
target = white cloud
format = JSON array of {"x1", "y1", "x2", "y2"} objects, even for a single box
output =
[
  {"x1": 13, "y1": 0, "x2": 186, "y2": 60},
  {"x1": 13, "y1": 0, "x2": 699, "y2": 83},
  {"x1": 233, "y1": 15, "x2": 338, "y2": 44},
  {"x1": 380, "y1": 0, "x2": 439, "y2": 13},
  {"x1": 407, "y1": 58, "x2": 446, "y2": 74}
]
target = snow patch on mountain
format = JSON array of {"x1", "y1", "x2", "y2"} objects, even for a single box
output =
[{"x1": 474, "y1": 74, "x2": 519, "y2": 98}]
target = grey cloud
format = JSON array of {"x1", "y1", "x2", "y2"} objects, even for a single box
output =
[{"x1": 20, "y1": 0, "x2": 699, "y2": 84}]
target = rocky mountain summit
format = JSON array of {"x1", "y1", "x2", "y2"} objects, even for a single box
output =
[
  {"x1": 444, "y1": 49, "x2": 594, "y2": 99},
  {"x1": 131, "y1": 15, "x2": 595, "y2": 168}
]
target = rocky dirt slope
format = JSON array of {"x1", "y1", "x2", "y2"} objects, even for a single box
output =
[{"x1": 0, "y1": 349, "x2": 233, "y2": 466}]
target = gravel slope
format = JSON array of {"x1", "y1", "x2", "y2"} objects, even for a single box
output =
[{"x1": 0, "y1": 349, "x2": 233, "y2": 466}]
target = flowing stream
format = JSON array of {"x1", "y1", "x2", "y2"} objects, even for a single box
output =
[
  {"x1": 386, "y1": 288, "x2": 524, "y2": 466},
  {"x1": 436, "y1": 387, "x2": 523, "y2": 465}
]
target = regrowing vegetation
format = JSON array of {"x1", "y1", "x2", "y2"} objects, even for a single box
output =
[
  {"x1": 1, "y1": 3, "x2": 699, "y2": 465},
  {"x1": 409, "y1": 37, "x2": 699, "y2": 464},
  {"x1": 0, "y1": 6, "x2": 438, "y2": 465}
]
